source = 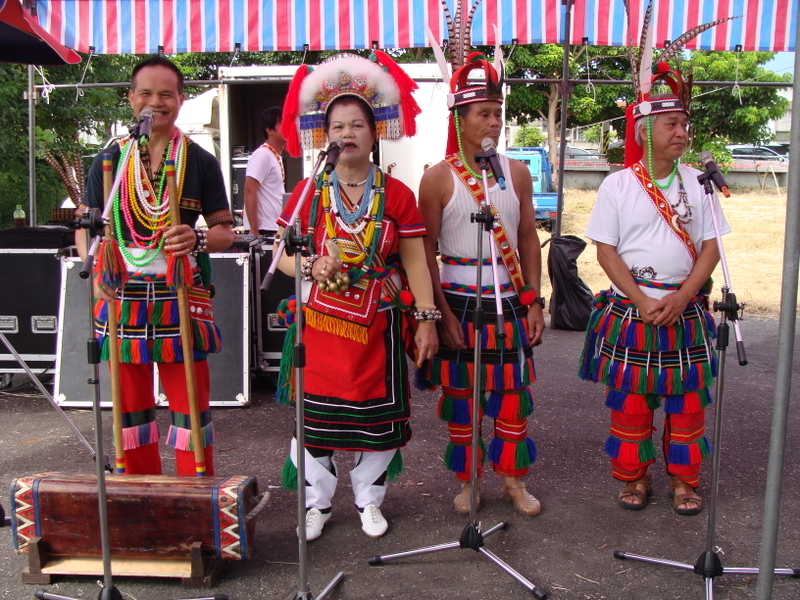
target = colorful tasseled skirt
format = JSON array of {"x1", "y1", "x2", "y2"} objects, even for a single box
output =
[
  {"x1": 93, "y1": 272, "x2": 221, "y2": 364},
  {"x1": 418, "y1": 291, "x2": 537, "y2": 480},
  {"x1": 578, "y1": 290, "x2": 718, "y2": 395},
  {"x1": 579, "y1": 290, "x2": 717, "y2": 484}
]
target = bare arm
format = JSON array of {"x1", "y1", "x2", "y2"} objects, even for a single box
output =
[
  {"x1": 244, "y1": 176, "x2": 261, "y2": 235},
  {"x1": 399, "y1": 236, "x2": 439, "y2": 366},
  {"x1": 419, "y1": 162, "x2": 466, "y2": 350},
  {"x1": 510, "y1": 159, "x2": 545, "y2": 345}
]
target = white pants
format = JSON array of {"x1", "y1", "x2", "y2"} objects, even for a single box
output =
[{"x1": 289, "y1": 438, "x2": 396, "y2": 510}]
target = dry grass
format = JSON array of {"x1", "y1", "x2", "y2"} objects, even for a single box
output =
[{"x1": 538, "y1": 187, "x2": 792, "y2": 319}]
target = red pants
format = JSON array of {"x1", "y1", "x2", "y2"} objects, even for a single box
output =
[{"x1": 115, "y1": 361, "x2": 214, "y2": 476}]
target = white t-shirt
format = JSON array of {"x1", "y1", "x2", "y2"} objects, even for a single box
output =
[
  {"x1": 243, "y1": 143, "x2": 284, "y2": 231},
  {"x1": 585, "y1": 163, "x2": 731, "y2": 300}
]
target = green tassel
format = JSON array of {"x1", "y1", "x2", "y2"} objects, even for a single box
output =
[
  {"x1": 645, "y1": 393, "x2": 662, "y2": 410},
  {"x1": 639, "y1": 438, "x2": 657, "y2": 463},
  {"x1": 197, "y1": 252, "x2": 213, "y2": 290},
  {"x1": 275, "y1": 322, "x2": 296, "y2": 405},
  {"x1": 281, "y1": 455, "x2": 298, "y2": 490},
  {"x1": 100, "y1": 336, "x2": 109, "y2": 361},
  {"x1": 120, "y1": 339, "x2": 133, "y2": 363},
  {"x1": 515, "y1": 440, "x2": 535, "y2": 470},
  {"x1": 386, "y1": 450, "x2": 404, "y2": 481}
]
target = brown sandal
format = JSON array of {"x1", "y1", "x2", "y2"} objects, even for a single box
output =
[
  {"x1": 669, "y1": 476, "x2": 702, "y2": 516},
  {"x1": 618, "y1": 472, "x2": 653, "y2": 511}
]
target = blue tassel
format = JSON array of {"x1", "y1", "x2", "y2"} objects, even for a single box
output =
[
  {"x1": 448, "y1": 361, "x2": 462, "y2": 387},
  {"x1": 685, "y1": 363, "x2": 699, "y2": 390},
  {"x1": 605, "y1": 389, "x2": 628, "y2": 411},
  {"x1": 486, "y1": 391, "x2": 503, "y2": 419},
  {"x1": 604, "y1": 436, "x2": 621, "y2": 458},
  {"x1": 447, "y1": 444, "x2": 467, "y2": 473},
  {"x1": 663, "y1": 394, "x2": 684, "y2": 414},
  {"x1": 414, "y1": 368, "x2": 428, "y2": 391},
  {"x1": 658, "y1": 327, "x2": 670, "y2": 351},
  {"x1": 700, "y1": 387, "x2": 714, "y2": 407},
  {"x1": 487, "y1": 437, "x2": 503, "y2": 464},
  {"x1": 655, "y1": 369, "x2": 668, "y2": 395},
  {"x1": 450, "y1": 397, "x2": 471, "y2": 425},
  {"x1": 667, "y1": 443, "x2": 690, "y2": 465},
  {"x1": 524, "y1": 437, "x2": 538, "y2": 463},
  {"x1": 609, "y1": 360, "x2": 621, "y2": 388}
]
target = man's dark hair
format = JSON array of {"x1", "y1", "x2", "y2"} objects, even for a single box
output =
[
  {"x1": 260, "y1": 107, "x2": 283, "y2": 137},
  {"x1": 130, "y1": 55, "x2": 185, "y2": 94}
]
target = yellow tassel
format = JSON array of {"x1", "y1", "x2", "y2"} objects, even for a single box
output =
[{"x1": 306, "y1": 308, "x2": 369, "y2": 344}]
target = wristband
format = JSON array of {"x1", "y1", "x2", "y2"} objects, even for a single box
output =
[{"x1": 191, "y1": 228, "x2": 208, "y2": 255}]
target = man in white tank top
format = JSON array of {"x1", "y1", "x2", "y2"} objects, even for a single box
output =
[{"x1": 418, "y1": 55, "x2": 545, "y2": 517}]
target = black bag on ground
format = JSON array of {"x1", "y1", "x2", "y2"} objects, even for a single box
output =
[{"x1": 542, "y1": 235, "x2": 593, "y2": 331}]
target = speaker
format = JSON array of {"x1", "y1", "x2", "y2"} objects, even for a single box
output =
[
  {"x1": 54, "y1": 254, "x2": 251, "y2": 408},
  {"x1": 0, "y1": 249, "x2": 63, "y2": 377}
]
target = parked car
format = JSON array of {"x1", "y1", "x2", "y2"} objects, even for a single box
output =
[
  {"x1": 726, "y1": 145, "x2": 789, "y2": 164},
  {"x1": 564, "y1": 145, "x2": 604, "y2": 161}
]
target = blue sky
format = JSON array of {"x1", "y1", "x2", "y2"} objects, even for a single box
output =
[{"x1": 766, "y1": 52, "x2": 795, "y2": 76}]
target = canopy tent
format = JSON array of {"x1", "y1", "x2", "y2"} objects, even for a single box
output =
[
  {"x1": 0, "y1": 0, "x2": 80, "y2": 64},
  {"x1": 35, "y1": 0, "x2": 797, "y2": 53},
  {"x1": 16, "y1": 4, "x2": 800, "y2": 599}
]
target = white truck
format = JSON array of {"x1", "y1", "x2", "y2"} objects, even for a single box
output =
[{"x1": 214, "y1": 62, "x2": 505, "y2": 216}]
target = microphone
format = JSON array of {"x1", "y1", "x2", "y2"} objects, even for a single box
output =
[
  {"x1": 698, "y1": 151, "x2": 731, "y2": 198},
  {"x1": 137, "y1": 108, "x2": 154, "y2": 146},
  {"x1": 480, "y1": 138, "x2": 507, "y2": 190},
  {"x1": 323, "y1": 139, "x2": 344, "y2": 174}
]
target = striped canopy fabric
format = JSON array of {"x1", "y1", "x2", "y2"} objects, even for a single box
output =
[{"x1": 35, "y1": 0, "x2": 797, "y2": 54}]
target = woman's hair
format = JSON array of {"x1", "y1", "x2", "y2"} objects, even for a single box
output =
[{"x1": 324, "y1": 95, "x2": 377, "y2": 135}]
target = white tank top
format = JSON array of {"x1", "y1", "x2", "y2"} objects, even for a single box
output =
[{"x1": 438, "y1": 154, "x2": 520, "y2": 290}]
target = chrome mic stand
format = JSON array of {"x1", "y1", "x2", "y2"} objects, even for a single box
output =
[
  {"x1": 367, "y1": 152, "x2": 547, "y2": 599},
  {"x1": 613, "y1": 171, "x2": 800, "y2": 597},
  {"x1": 260, "y1": 148, "x2": 344, "y2": 600}
]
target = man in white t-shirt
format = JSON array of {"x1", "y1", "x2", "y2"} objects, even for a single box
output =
[
  {"x1": 579, "y1": 73, "x2": 731, "y2": 517},
  {"x1": 244, "y1": 107, "x2": 286, "y2": 235}
]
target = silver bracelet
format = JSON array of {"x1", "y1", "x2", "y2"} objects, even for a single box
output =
[
  {"x1": 301, "y1": 255, "x2": 320, "y2": 281},
  {"x1": 413, "y1": 308, "x2": 442, "y2": 322},
  {"x1": 191, "y1": 228, "x2": 208, "y2": 255}
]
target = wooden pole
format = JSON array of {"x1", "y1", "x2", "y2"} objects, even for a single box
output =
[
  {"x1": 165, "y1": 160, "x2": 207, "y2": 476},
  {"x1": 102, "y1": 152, "x2": 126, "y2": 474}
]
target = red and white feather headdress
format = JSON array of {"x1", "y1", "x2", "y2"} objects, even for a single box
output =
[{"x1": 280, "y1": 52, "x2": 421, "y2": 157}]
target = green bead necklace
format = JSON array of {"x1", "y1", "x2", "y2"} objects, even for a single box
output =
[{"x1": 645, "y1": 116, "x2": 678, "y2": 189}]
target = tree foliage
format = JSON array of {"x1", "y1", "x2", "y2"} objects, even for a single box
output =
[{"x1": 513, "y1": 125, "x2": 545, "y2": 147}]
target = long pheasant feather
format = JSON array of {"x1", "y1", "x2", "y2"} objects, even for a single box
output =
[{"x1": 656, "y1": 17, "x2": 739, "y2": 64}]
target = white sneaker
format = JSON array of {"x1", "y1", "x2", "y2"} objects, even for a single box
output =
[
  {"x1": 359, "y1": 504, "x2": 388, "y2": 538},
  {"x1": 298, "y1": 508, "x2": 331, "y2": 541}
]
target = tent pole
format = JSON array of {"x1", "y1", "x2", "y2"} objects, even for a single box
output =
[
  {"x1": 555, "y1": 0, "x2": 573, "y2": 238},
  {"x1": 28, "y1": 64, "x2": 36, "y2": 226},
  {"x1": 755, "y1": 14, "x2": 800, "y2": 600}
]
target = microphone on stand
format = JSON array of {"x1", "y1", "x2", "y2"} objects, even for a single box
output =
[
  {"x1": 136, "y1": 108, "x2": 154, "y2": 146},
  {"x1": 323, "y1": 139, "x2": 345, "y2": 174},
  {"x1": 698, "y1": 151, "x2": 731, "y2": 198},
  {"x1": 480, "y1": 138, "x2": 507, "y2": 190}
]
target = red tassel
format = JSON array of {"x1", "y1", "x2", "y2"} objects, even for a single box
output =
[
  {"x1": 281, "y1": 64, "x2": 310, "y2": 157},
  {"x1": 166, "y1": 255, "x2": 192, "y2": 289},
  {"x1": 95, "y1": 238, "x2": 129, "y2": 289},
  {"x1": 374, "y1": 50, "x2": 421, "y2": 137}
]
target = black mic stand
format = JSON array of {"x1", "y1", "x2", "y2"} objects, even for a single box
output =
[
  {"x1": 33, "y1": 143, "x2": 228, "y2": 600},
  {"x1": 368, "y1": 153, "x2": 548, "y2": 599},
  {"x1": 613, "y1": 173, "x2": 800, "y2": 597},
  {"x1": 261, "y1": 149, "x2": 344, "y2": 600}
]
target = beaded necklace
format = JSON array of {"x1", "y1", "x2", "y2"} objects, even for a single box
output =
[
  {"x1": 455, "y1": 118, "x2": 494, "y2": 181},
  {"x1": 113, "y1": 130, "x2": 186, "y2": 267},
  {"x1": 308, "y1": 169, "x2": 386, "y2": 286},
  {"x1": 329, "y1": 165, "x2": 376, "y2": 228}
]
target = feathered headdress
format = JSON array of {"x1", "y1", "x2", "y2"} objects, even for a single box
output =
[
  {"x1": 280, "y1": 52, "x2": 421, "y2": 157},
  {"x1": 623, "y1": 0, "x2": 736, "y2": 167},
  {"x1": 427, "y1": 0, "x2": 505, "y2": 155}
]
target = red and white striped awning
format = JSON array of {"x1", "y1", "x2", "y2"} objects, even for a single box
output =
[{"x1": 34, "y1": 0, "x2": 797, "y2": 55}]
